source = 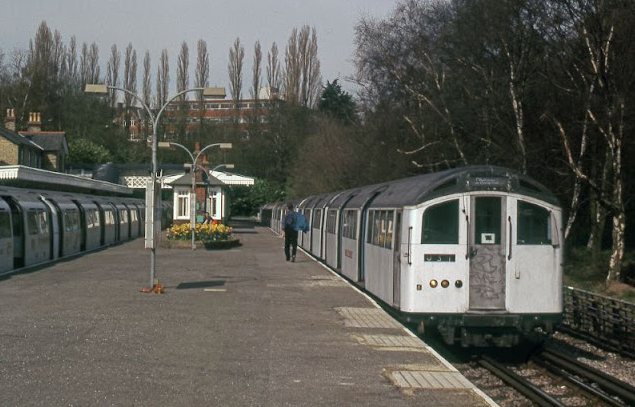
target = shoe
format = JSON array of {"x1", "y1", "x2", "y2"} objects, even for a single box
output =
[
  {"x1": 291, "y1": 256, "x2": 296, "y2": 262},
  {"x1": 286, "y1": 258, "x2": 290, "y2": 261}
]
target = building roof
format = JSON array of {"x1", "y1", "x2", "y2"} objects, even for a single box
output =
[
  {"x1": 0, "y1": 165, "x2": 132, "y2": 195},
  {"x1": 0, "y1": 127, "x2": 43, "y2": 150},
  {"x1": 164, "y1": 172, "x2": 225, "y2": 187},
  {"x1": 21, "y1": 131, "x2": 69, "y2": 154}
]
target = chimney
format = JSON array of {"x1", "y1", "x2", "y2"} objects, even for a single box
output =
[
  {"x1": 5, "y1": 109, "x2": 16, "y2": 131},
  {"x1": 28, "y1": 112, "x2": 42, "y2": 132}
]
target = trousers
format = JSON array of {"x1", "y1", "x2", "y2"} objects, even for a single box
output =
[{"x1": 284, "y1": 230, "x2": 298, "y2": 261}]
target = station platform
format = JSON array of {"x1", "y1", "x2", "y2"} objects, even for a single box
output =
[{"x1": 0, "y1": 225, "x2": 497, "y2": 406}]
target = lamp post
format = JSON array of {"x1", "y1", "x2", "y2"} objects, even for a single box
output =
[
  {"x1": 158, "y1": 141, "x2": 232, "y2": 250},
  {"x1": 85, "y1": 84, "x2": 220, "y2": 288}
]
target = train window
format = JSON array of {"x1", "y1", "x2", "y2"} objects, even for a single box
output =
[
  {"x1": 119, "y1": 209, "x2": 129, "y2": 223},
  {"x1": 422, "y1": 200, "x2": 459, "y2": 244},
  {"x1": 0, "y1": 212, "x2": 11, "y2": 238},
  {"x1": 475, "y1": 197, "x2": 501, "y2": 244},
  {"x1": 27, "y1": 211, "x2": 39, "y2": 235},
  {"x1": 64, "y1": 210, "x2": 80, "y2": 232},
  {"x1": 385, "y1": 211, "x2": 394, "y2": 248},
  {"x1": 326, "y1": 210, "x2": 336, "y2": 234},
  {"x1": 366, "y1": 211, "x2": 375, "y2": 244},
  {"x1": 517, "y1": 201, "x2": 551, "y2": 245},
  {"x1": 38, "y1": 211, "x2": 48, "y2": 233},
  {"x1": 312, "y1": 209, "x2": 322, "y2": 228},
  {"x1": 342, "y1": 210, "x2": 357, "y2": 240},
  {"x1": 105, "y1": 210, "x2": 115, "y2": 225}
]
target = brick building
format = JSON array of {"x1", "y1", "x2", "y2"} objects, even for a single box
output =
[{"x1": 0, "y1": 110, "x2": 69, "y2": 172}]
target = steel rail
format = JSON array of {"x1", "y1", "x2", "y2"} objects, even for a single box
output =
[
  {"x1": 478, "y1": 355, "x2": 566, "y2": 407},
  {"x1": 538, "y1": 347, "x2": 635, "y2": 406}
]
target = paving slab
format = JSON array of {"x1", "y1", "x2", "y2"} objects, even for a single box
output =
[{"x1": 0, "y1": 227, "x2": 497, "y2": 406}]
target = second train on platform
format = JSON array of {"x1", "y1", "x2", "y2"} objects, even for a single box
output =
[{"x1": 262, "y1": 166, "x2": 563, "y2": 347}]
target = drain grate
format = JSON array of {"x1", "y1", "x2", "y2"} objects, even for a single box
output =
[{"x1": 176, "y1": 280, "x2": 225, "y2": 289}]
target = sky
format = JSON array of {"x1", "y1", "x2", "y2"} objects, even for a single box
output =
[{"x1": 4, "y1": 0, "x2": 401, "y2": 96}]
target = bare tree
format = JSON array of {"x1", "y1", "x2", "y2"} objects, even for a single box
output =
[
  {"x1": 283, "y1": 26, "x2": 322, "y2": 107},
  {"x1": 545, "y1": 0, "x2": 634, "y2": 285},
  {"x1": 123, "y1": 43, "x2": 137, "y2": 109},
  {"x1": 228, "y1": 37, "x2": 245, "y2": 104},
  {"x1": 142, "y1": 51, "x2": 152, "y2": 108},
  {"x1": 141, "y1": 50, "x2": 152, "y2": 139},
  {"x1": 250, "y1": 40, "x2": 262, "y2": 100},
  {"x1": 156, "y1": 49, "x2": 169, "y2": 108},
  {"x1": 176, "y1": 41, "x2": 189, "y2": 99},
  {"x1": 266, "y1": 42, "x2": 282, "y2": 96},
  {"x1": 106, "y1": 44, "x2": 120, "y2": 107},
  {"x1": 65, "y1": 36, "x2": 78, "y2": 84},
  {"x1": 194, "y1": 39, "x2": 210, "y2": 137},
  {"x1": 85, "y1": 42, "x2": 100, "y2": 85},
  {"x1": 156, "y1": 49, "x2": 169, "y2": 138},
  {"x1": 284, "y1": 28, "x2": 300, "y2": 104},
  {"x1": 194, "y1": 39, "x2": 209, "y2": 98}
]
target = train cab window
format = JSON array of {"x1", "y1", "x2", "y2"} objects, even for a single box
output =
[
  {"x1": 422, "y1": 200, "x2": 459, "y2": 244},
  {"x1": 0, "y1": 212, "x2": 11, "y2": 238},
  {"x1": 517, "y1": 201, "x2": 551, "y2": 245},
  {"x1": 475, "y1": 197, "x2": 501, "y2": 244}
]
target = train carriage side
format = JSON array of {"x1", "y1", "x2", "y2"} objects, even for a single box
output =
[
  {"x1": 95, "y1": 200, "x2": 117, "y2": 246},
  {"x1": 39, "y1": 193, "x2": 82, "y2": 258},
  {"x1": 0, "y1": 198, "x2": 13, "y2": 274},
  {"x1": 308, "y1": 193, "x2": 339, "y2": 260},
  {"x1": 110, "y1": 200, "x2": 130, "y2": 241},
  {"x1": 339, "y1": 184, "x2": 389, "y2": 285},
  {"x1": 324, "y1": 189, "x2": 360, "y2": 271},
  {"x1": 123, "y1": 200, "x2": 141, "y2": 238},
  {"x1": 1, "y1": 191, "x2": 51, "y2": 267},
  {"x1": 297, "y1": 196, "x2": 320, "y2": 252},
  {"x1": 72, "y1": 196, "x2": 102, "y2": 251},
  {"x1": 390, "y1": 166, "x2": 563, "y2": 347}
]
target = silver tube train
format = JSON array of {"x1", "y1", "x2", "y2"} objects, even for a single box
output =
[
  {"x1": 0, "y1": 186, "x2": 173, "y2": 275},
  {"x1": 262, "y1": 166, "x2": 563, "y2": 347}
]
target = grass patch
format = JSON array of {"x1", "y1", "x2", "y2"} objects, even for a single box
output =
[{"x1": 564, "y1": 248, "x2": 635, "y2": 303}]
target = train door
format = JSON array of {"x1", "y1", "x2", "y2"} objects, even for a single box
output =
[
  {"x1": 39, "y1": 197, "x2": 60, "y2": 259},
  {"x1": 392, "y1": 211, "x2": 402, "y2": 308},
  {"x1": 3, "y1": 197, "x2": 23, "y2": 268},
  {"x1": 468, "y1": 196, "x2": 507, "y2": 310}
]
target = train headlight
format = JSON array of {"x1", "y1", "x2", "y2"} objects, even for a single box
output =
[
  {"x1": 429, "y1": 280, "x2": 438, "y2": 288},
  {"x1": 455, "y1": 280, "x2": 463, "y2": 288},
  {"x1": 441, "y1": 279, "x2": 450, "y2": 288}
]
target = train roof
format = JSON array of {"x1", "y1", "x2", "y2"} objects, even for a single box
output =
[{"x1": 305, "y1": 166, "x2": 559, "y2": 210}]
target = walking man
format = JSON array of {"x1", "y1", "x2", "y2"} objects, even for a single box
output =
[{"x1": 282, "y1": 202, "x2": 298, "y2": 262}]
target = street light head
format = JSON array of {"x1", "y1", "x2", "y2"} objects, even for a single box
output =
[
  {"x1": 225, "y1": 164, "x2": 235, "y2": 169},
  {"x1": 219, "y1": 143, "x2": 233, "y2": 149},
  {"x1": 158, "y1": 142, "x2": 172, "y2": 149},
  {"x1": 84, "y1": 84, "x2": 109, "y2": 95}
]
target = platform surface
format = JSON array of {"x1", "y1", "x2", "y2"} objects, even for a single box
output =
[{"x1": 0, "y1": 226, "x2": 497, "y2": 406}]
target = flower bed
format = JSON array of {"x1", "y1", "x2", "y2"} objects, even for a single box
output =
[{"x1": 164, "y1": 222, "x2": 240, "y2": 250}]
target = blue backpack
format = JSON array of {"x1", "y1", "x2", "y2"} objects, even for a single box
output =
[{"x1": 294, "y1": 212, "x2": 310, "y2": 233}]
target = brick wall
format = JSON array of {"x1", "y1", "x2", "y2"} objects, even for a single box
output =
[{"x1": 0, "y1": 138, "x2": 18, "y2": 165}]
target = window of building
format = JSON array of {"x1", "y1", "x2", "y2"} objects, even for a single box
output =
[
  {"x1": 422, "y1": 200, "x2": 459, "y2": 244},
  {"x1": 517, "y1": 201, "x2": 551, "y2": 245},
  {"x1": 176, "y1": 190, "x2": 190, "y2": 219}
]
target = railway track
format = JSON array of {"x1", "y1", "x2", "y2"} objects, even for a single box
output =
[{"x1": 477, "y1": 347, "x2": 635, "y2": 407}]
